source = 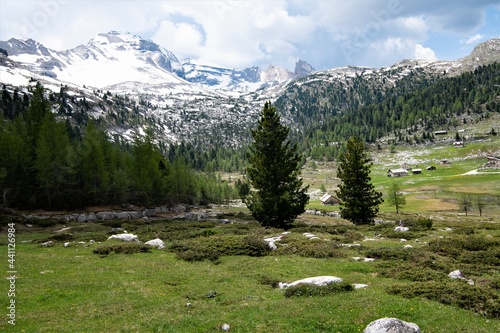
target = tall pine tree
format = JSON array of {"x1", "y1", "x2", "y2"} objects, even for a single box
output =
[
  {"x1": 244, "y1": 102, "x2": 309, "y2": 229},
  {"x1": 335, "y1": 136, "x2": 383, "y2": 224}
]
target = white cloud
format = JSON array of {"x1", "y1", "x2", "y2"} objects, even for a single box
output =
[
  {"x1": 464, "y1": 34, "x2": 485, "y2": 44},
  {"x1": 414, "y1": 44, "x2": 437, "y2": 60},
  {"x1": 0, "y1": 0, "x2": 498, "y2": 70},
  {"x1": 152, "y1": 20, "x2": 205, "y2": 59}
]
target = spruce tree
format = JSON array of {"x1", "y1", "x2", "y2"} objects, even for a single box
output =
[
  {"x1": 244, "y1": 102, "x2": 309, "y2": 229},
  {"x1": 335, "y1": 136, "x2": 383, "y2": 224}
]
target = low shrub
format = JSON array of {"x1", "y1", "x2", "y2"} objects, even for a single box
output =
[
  {"x1": 298, "y1": 242, "x2": 345, "y2": 259},
  {"x1": 384, "y1": 231, "x2": 422, "y2": 240},
  {"x1": 428, "y1": 236, "x2": 498, "y2": 256},
  {"x1": 400, "y1": 217, "x2": 432, "y2": 230},
  {"x1": 284, "y1": 282, "x2": 354, "y2": 298},
  {"x1": 93, "y1": 243, "x2": 152, "y2": 255},
  {"x1": 458, "y1": 250, "x2": 500, "y2": 266},
  {"x1": 169, "y1": 234, "x2": 272, "y2": 262},
  {"x1": 365, "y1": 247, "x2": 416, "y2": 261},
  {"x1": 27, "y1": 218, "x2": 61, "y2": 228},
  {"x1": 33, "y1": 233, "x2": 75, "y2": 244},
  {"x1": 387, "y1": 280, "x2": 500, "y2": 318},
  {"x1": 378, "y1": 263, "x2": 447, "y2": 281},
  {"x1": 258, "y1": 276, "x2": 280, "y2": 288},
  {"x1": 452, "y1": 227, "x2": 475, "y2": 235}
]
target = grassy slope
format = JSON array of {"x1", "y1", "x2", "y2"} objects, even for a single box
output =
[{"x1": 1, "y1": 217, "x2": 499, "y2": 333}]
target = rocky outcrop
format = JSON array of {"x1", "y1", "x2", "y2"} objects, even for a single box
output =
[{"x1": 364, "y1": 318, "x2": 420, "y2": 333}]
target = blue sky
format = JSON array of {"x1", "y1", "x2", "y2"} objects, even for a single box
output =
[{"x1": 0, "y1": 0, "x2": 499, "y2": 70}]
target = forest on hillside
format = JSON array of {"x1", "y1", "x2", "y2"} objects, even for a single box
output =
[
  {"x1": 281, "y1": 62, "x2": 500, "y2": 160},
  {"x1": 0, "y1": 83, "x2": 237, "y2": 210}
]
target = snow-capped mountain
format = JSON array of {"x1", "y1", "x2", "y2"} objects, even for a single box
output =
[{"x1": 0, "y1": 31, "x2": 312, "y2": 93}]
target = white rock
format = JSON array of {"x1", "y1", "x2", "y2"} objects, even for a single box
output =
[
  {"x1": 279, "y1": 276, "x2": 343, "y2": 289},
  {"x1": 353, "y1": 284, "x2": 369, "y2": 289},
  {"x1": 400, "y1": 239, "x2": 408, "y2": 242},
  {"x1": 41, "y1": 241, "x2": 54, "y2": 247},
  {"x1": 404, "y1": 245, "x2": 413, "y2": 249},
  {"x1": 364, "y1": 317, "x2": 420, "y2": 333},
  {"x1": 263, "y1": 236, "x2": 282, "y2": 251},
  {"x1": 449, "y1": 270, "x2": 474, "y2": 285},
  {"x1": 107, "y1": 233, "x2": 139, "y2": 242},
  {"x1": 64, "y1": 242, "x2": 70, "y2": 248},
  {"x1": 145, "y1": 238, "x2": 165, "y2": 249},
  {"x1": 394, "y1": 226, "x2": 410, "y2": 232},
  {"x1": 303, "y1": 233, "x2": 316, "y2": 238},
  {"x1": 221, "y1": 323, "x2": 230, "y2": 332}
]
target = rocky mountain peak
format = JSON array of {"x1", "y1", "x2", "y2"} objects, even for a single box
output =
[{"x1": 294, "y1": 59, "x2": 315, "y2": 78}]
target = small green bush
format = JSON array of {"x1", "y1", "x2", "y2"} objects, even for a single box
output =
[
  {"x1": 365, "y1": 247, "x2": 415, "y2": 261},
  {"x1": 452, "y1": 227, "x2": 475, "y2": 235},
  {"x1": 28, "y1": 218, "x2": 61, "y2": 228},
  {"x1": 169, "y1": 234, "x2": 272, "y2": 262},
  {"x1": 93, "y1": 243, "x2": 152, "y2": 255},
  {"x1": 284, "y1": 282, "x2": 353, "y2": 298},
  {"x1": 298, "y1": 242, "x2": 345, "y2": 258},
  {"x1": 387, "y1": 280, "x2": 500, "y2": 318},
  {"x1": 33, "y1": 233, "x2": 75, "y2": 244},
  {"x1": 428, "y1": 236, "x2": 497, "y2": 256},
  {"x1": 458, "y1": 250, "x2": 500, "y2": 266},
  {"x1": 258, "y1": 276, "x2": 280, "y2": 288}
]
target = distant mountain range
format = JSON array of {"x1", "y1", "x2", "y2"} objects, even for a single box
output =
[
  {"x1": 0, "y1": 31, "x2": 499, "y2": 147},
  {"x1": 0, "y1": 31, "x2": 314, "y2": 93}
]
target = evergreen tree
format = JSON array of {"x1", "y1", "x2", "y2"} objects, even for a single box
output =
[
  {"x1": 335, "y1": 136, "x2": 383, "y2": 224},
  {"x1": 387, "y1": 180, "x2": 406, "y2": 214},
  {"x1": 244, "y1": 102, "x2": 309, "y2": 229}
]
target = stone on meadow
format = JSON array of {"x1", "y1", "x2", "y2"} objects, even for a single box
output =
[
  {"x1": 279, "y1": 276, "x2": 343, "y2": 289},
  {"x1": 145, "y1": 238, "x2": 165, "y2": 249},
  {"x1": 364, "y1": 317, "x2": 420, "y2": 333},
  {"x1": 107, "y1": 233, "x2": 139, "y2": 242},
  {"x1": 394, "y1": 226, "x2": 410, "y2": 232}
]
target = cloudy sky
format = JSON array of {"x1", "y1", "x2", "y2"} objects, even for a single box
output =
[{"x1": 1, "y1": 0, "x2": 499, "y2": 70}]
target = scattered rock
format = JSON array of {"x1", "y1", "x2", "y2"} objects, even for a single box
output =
[
  {"x1": 107, "y1": 234, "x2": 139, "y2": 242},
  {"x1": 186, "y1": 303, "x2": 192, "y2": 307},
  {"x1": 110, "y1": 227, "x2": 127, "y2": 233},
  {"x1": 64, "y1": 242, "x2": 71, "y2": 248},
  {"x1": 449, "y1": 270, "x2": 474, "y2": 285},
  {"x1": 41, "y1": 241, "x2": 54, "y2": 247},
  {"x1": 400, "y1": 239, "x2": 408, "y2": 242},
  {"x1": 352, "y1": 257, "x2": 375, "y2": 262},
  {"x1": 279, "y1": 276, "x2": 343, "y2": 289},
  {"x1": 353, "y1": 284, "x2": 369, "y2": 289},
  {"x1": 145, "y1": 238, "x2": 165, "y2": 249},
  {"x1": 339, "y1": 243, "x2": 361, "y2": 247},
  {"x1": 404, "y1": 245, "x2": 413, "y2": 249},
  {"x1": 220, "y1": 323, "x2": 230, "y2": 332},
  {"x1": 394, "y1": 226, "x2": 410, "y2": 232},
  {"x1": 264, "y1": 236, "x2": 282, "y2": 251},
  {"x1": 364, "y1": 317, "x2": 420, "y2": 333}
]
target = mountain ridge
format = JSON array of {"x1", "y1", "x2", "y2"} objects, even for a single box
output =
[{"x1": 0, "y1": 33, "x2": 499, "y2": 148}]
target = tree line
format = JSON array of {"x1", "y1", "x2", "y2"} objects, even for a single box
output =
[{"x1": 0, "y1": 83, "x2": 237, "y2": 210}]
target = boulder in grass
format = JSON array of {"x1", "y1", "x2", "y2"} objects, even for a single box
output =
[
  {"x1": 364, "y1": 317, "x2": 420, "y2": 333},
  {"x1": 145, "y1": 238, "x2": 165, "y2": 249},
  {"x1": 279, "y1": 276, "x2": 343, "y2": 289},
  {"x1": 107, "y1": 234, "x2": 139, "y2": 242}
]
